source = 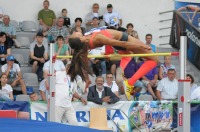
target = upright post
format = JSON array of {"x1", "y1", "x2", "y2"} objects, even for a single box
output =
[
  {"x1": 178, "y1": 34, "x2": 190, "y2": 132},
  {"x1": 179, "y1": 35, "x2": 187, "y2": 79},
  {"x1": 47, "y1": 43, "x2": 56, "y2": 122}
]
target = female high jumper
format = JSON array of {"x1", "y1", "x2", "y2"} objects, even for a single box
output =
[{"x1": 67, "y1": 28, "x2": 159, "y2": 100}]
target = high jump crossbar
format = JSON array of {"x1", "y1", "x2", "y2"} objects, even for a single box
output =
[{"x1": 56, "y1": 52, "x2": 179, "y2": 59}]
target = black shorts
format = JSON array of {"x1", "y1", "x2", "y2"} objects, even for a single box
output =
[
  {"x1": 113, "y1": 32, "x2": 128, "y2": 51},
  {"x1": 30, "y1": 59, "x2": 45, "y2": 67}
]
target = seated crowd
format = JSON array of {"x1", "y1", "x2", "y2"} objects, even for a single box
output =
[{"x1": 0, "y1": 1, "x2": 199, "y2": 103}]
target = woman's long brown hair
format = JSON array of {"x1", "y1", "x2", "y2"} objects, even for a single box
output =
[{"x1": 68, "y1": 38, "x2": 93, "y2": 81}]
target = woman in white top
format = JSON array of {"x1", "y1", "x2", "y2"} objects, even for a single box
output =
[
  {"x1": 0, "y1": 74, "x2": 13, "y2": 100},
  {"x1": 159, "y1": 56, "x2": 176, "y2": 80},
  {"x1": 186, "y1": 74, "x2": 198, "y2": 96}
]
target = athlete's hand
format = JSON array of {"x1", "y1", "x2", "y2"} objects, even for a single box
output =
[{"x1": 143, "y1": 45, "x2": 152, "y2": 50}]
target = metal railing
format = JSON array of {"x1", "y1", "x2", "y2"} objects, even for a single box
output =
[{"x1": 158, "y1": 10, "x2": 174, "y2": 46}]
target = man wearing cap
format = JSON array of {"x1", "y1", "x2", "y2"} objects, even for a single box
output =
[
  {"x1": 30, "y1": 32, "x2": 48, "y2": 78},
  {"x1": 86, "y1": 17, "x2": 100, "y2": 32},
  {"x1": 1, "y1": 55, "x2": 27, "y2": 95},
  {"x1": 104, "y1": 4, "x2": 123, "y2": 29},
  {"x1": 85, "y1": 3, "x2": 105, "y2": 31}
]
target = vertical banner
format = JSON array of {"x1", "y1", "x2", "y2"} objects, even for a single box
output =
[{"x1": 170, "y1": 10, "x2": 200, "y2": 70}]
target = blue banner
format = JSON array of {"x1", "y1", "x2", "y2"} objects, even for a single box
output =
[
  {"x1": 170, "y1": 11, "x2": 200, "y2": 70},
  {"x1": 172, "y1": 102, "x2": 200, "y2": 132},
  {"x1": 0, "y1": 101, "x2": 30, "y2": 112},
  {"x1": 175, "y1": 1, "x2": 200, "y2": 29}
]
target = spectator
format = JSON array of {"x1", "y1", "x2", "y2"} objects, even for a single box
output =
[
  {"x1": 139, "y1": 59, "x2": 158, "y2": 100},
  {"x1": 87, "y1": 76, "x2": 119, "y2": 105},
  {"x1": 159, "y1": 56, "x2": 176, "y2": 80},
  {"x1": 0, "y1": 15, "x2": 16, "y2": 47},
  {"x1": 191, "y1": 85, "x2": 200, "y2": 100},
  {"x1": 0, "y1": 32, "x2": 11, "y2": 65},
  {"x1": 29, "y1": 92, "x2": 39, "y2": 101},
  {"x1": 104, "y1": 4, "x2": 122, "y2": 29},
  {"x1": 88, "y1": 46, "x2": 106, "y2": 76},
  {"x1": 61, "y1": 8, "x2": 71, "y2": 28},
  {"x1": 126, "y1": 23, "x2": 139, "y2": 39},
  {"x1": 1, "y1": 55, "x2": 26, "y2": 95},
  {"x1": 116, "y1": 58, "x2": 143, "y2": 96},
  {"x1": 85, "y1": 3, "x2": 105, "y2": 31},
  {"x1": 54, "y1": 35, "x2": 70, "y2": 65},
  {"x1": 45, "y1": 17, "x2": 69, "y2": 43},
  {"x1": 0, "y1": 74, "x2": 13, "y2": 101},
  {"x1": 103, "y1": 73, "x2": 119, "y2": 97},
  {"x1": 186, "y1": 74, "x2": 198, "y2": 96},
  {"x1": 29, "y1": 32, "x2": 48, "y2": 76},
  {"x1": 55, "y1": 71, "x2": 87, "y2": 124},
  {"x1": 70, "y1": 18, "x2": 86, "y2": 35},
  {"x1": 145, "y1": 34, "x2": 156, "y2": 53},
  {"x1": 86, "y1": 17, "x2": 100, "y2": 32},
  {"x1": 156, "y1": 69, "x2": 178, "y2": 100},
  {"x1": 38, "y1": 0, "x2": 56, "y2": 32}
]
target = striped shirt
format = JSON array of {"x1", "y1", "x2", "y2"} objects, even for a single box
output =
[
  {"x1": 47, "y1": 25, "x2": 69, "y2": 41},
  {"x1": 157, "y1": 77, "x2": 178, "y2": 100},
  {"x1": 0, "y1": 24, "x2": 16, "y2": 36},
  {"x1": 160, "y1": 64, "x2": 176, "y2": 78}
]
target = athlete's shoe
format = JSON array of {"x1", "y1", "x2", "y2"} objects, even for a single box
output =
[{"x1": 124, "y1": 80, "x2": 134, "y2": 101}]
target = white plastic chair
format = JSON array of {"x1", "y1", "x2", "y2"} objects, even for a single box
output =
[
  {"x1": 23, "y1": 73, "x2": 39, "y2": 86},
  {"x1": 21, "y1": 21, "x2": 37, "y2": 32},
  {"x1": 16, "y1": 95, "x2": 30, "y2": 101},
  {"x1": 16, "y1": 36, "x2": 30, "y2": 48},
  {"x1": 13, "y1": 54, "x2": 27, "y2": 66},
  {"x1": 10, "y1": 20, "x2": 21, "y2": 32}
]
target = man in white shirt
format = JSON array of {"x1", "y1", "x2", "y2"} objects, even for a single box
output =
[
  {"x1": 85, "y1": 3, "x2": 105, "y2": 31},
  {"x1": 156, "y1": 69, "x2": 178, "y2": 100},
  {"x1": 103, "y1": 73, "x2": 119, "y2": 97},
  {"x1": 55, "y1": 71, "x2": 87, "y2": 125},
  {"x1": 89, "y1": 46, "x2": 106, "y2": 76},
  {"x1": 40, "y1": 59, "x2": 66, "y2": 101},
  {"x1": 104, "y1": 4, "x2": 122, "y2": 29},
  {"x1": 1, "y1": 55, "x2": 26, "y2": 95}
]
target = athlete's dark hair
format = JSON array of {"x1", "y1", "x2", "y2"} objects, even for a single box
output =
[{"x1": 68, "y1": 38, "x2": 93, "y2": 81}]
